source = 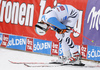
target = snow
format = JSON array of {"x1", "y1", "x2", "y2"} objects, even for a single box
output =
[{"x1": 0, "y1": 47, "x2": 100, "y2": 70}]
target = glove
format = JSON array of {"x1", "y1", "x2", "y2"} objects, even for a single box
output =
[
  {"x1": 51, "y1": 26, "x2": 66, "y2": 34},
  {"x1": 66, "y1": 26, "x2": 73, "y2": 30},
  {"x1": 58, "y1": 29, "x2": 66, "y2": 34}
]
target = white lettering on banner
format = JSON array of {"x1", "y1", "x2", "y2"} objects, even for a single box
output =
[
  {"x1": 27, "y1": 39, "x2": 33, "y2": 50},
  {"x1": 3, "y1": 36, "x2": 9, "y2": 41},
  {"x1": 27, "y1": 39, "x2": 32, "y2": 45},
  {"x1": 0, "y1": 1, "x2": 34, "y2": 27},
  {"x1": 52, "y1": 49, "x2": 58, "y2": 54},
  {"x1": 34, "y1": 42, "x2": 50, "y2": 51},
  {"x1": 2, "y1": 35, "x2": 9, "y2": 46},
  {"x1": 52, "y1": 43, "x2": 58, "y2": 54},
  {"x1": 19, "y1": 3, "x2": 26, "y2": 25},
  {"x1": 7, "y1": 38, "x2": 26, "y2": 46},
  {"x1": 0, "y1": 1, "x2": 6, "y2": 22},
  {"x1": 52, "y1": 43, "x2": 58, "y2": 48},
  {"x1": 38, "y1": 0, "x2": 46, "y2": 22},
  {"x1": 5, "y1": 1, "x2": 12, "y2": 23},
  {"x1": 11, "y1": 2, "x2": 19, "y2": 24},
  {"x1": 87, "y1": 7, "x2": 100, "y2": 30},
  {"x1": 38, "y1": 0, "x2": 58, "y2": 22},
  {"x1": 27, "y1": 45, "x2": 32, "y2": 50},
  {"x1": 88, "y1": 49, "x2": 100, "y2": 58},
  {"x1": 2, "y1": 41, "x2": 7, "y2": 46},
  {"x1": 59, "y1": 47, "x2": 63, "y2": 55},
  {"x1": 81, "y1": 46, "x2": 87, "y2": 57}
]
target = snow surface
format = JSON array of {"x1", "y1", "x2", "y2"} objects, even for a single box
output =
[{"x1": 0, "y1": 47, "x2": 100, "y2": 70}]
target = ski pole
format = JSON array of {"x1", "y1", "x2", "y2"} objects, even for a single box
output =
[{"x1": 68, "y1": 28, "x2": 94, "y2": 43}]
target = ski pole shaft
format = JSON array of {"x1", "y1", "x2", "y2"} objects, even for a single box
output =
[{"x1": 69, "y1": 28, "x2": 94, "y2": 43}]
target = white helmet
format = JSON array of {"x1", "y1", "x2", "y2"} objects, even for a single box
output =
[{"x1": 35, "y1": 22, "x2": 48, "y2": 36}]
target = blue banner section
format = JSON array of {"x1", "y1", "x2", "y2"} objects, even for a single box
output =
[
  {"x1": 33, "y1": 39, "x2": 52, "y2": 55},
  {"x1": 6, "y1": 35, "x2": 26, "y2": 51},
  {"x1": 0, "y1": 33, "x2": 3, "y2": 45},
  {"x1": 59, "y1": 43, "x2": 63, "y2": 56},
  {"x1": 87, "y1": 45, "x2": 100, "y2": 61}
]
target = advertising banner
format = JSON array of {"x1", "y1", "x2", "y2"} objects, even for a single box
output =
[
  {"x1": 33, "y1": 38, "x2": 52, "y2": 55},
  {"x1": 26, "y1": 38, "x2": 33, "y2": 52},
  {"x1": 6, "y1": 35, "x2": 26, "y2": 51},
  {"x1": 51, "y1": 41, "x2": 59, "y2": 55},
  {"x1": 83, "y1": 0, "x2": 100, "y2": 46},
  {"x1": 87, "y1": 45, "x2": 100, "y2": 61},
  {"x1": 0, "y1": 0, "x2": 88, "y2": 45},
  {"x1": 0, "y1": 0, "x2": 58, "y2": 42},
  {"x1": 1, "y1": 34, "x2": 9, "y2": 47},
  {"x1": 80, "y1": 45, "x2": 87, "y2": 59}
]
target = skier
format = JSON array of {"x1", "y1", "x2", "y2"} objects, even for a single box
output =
[{"x1": 35, "y1": 4, "x2": 82, "y2": 65}]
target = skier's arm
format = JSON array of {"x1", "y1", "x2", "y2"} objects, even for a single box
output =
[{"x1": 50, "y1": 26, "x2": 67, "y2": 34}]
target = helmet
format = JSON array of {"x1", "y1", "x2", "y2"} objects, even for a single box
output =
[{"x1": 35, "y1": 22, "x2": 48, "y2": 36}]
